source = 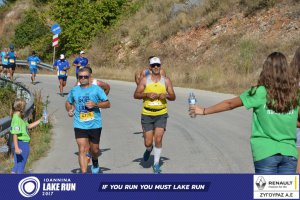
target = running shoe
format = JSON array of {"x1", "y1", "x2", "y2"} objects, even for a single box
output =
[
  {"x1": 91, "y1": 165, "x2": 101, "y2": 174},
  {"x1": 143, "y1": 146, "x2": 153, "y2": 161},
  {"x1": 152, "y1": 163, "x2": 161, "y2": 174}
]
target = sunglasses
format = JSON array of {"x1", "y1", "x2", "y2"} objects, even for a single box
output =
[
  {"x1": 78, "y1": 75, "x2": 90, "y2": 79},
  {"x1": 150, "y1": 63, "x2": 161, "y2": 68}
]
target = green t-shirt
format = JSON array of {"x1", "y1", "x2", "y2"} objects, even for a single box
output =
[
  {"x1": 10, "y1": 114, "x2": 30, "y2": 142},
  {"x1": 240, "y1": 86, "x2": 298, "y2": 162}
]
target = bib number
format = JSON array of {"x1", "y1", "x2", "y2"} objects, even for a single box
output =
[
  {"x1": 9, "y1": 59, "x2": 15, "y2": 63},
  {"x1": 79, "y1": 112, "x2": 94, "y2": 122},
  {"x1": 3, "y1": 58, "x2": 7, "y2": 62},
  {"x1": 148, "y1": 101, "x2": 163, "y2": 106},
  {"x1": 59, "y1": 71, "x2": 66, "y2": 75},
  {"x1": 31, "y1": 61, "x2": 36, "y2": 65}
]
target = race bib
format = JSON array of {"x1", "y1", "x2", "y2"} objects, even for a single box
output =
[
  {"x1": 79, "y1": 111, "x2": 94, "y2": 122},
  {"x1": 148, "y1": 101, "x2": 163, "y2": 106},
  {"x1": 59, "y1": 71, "x2": 66, "y2": 75},
  {"x1": 31, "y1": 61, "x2": 36, "y2": 65},
  {"x1": 3, "y1": 58, "x2": 7, "y2": 62},
  {"x1": 9, "y1": 59, "x2": 15, "y2": 63}
]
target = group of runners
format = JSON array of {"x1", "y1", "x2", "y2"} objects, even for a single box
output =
[
  {"x1": 64, "y1": 55, "x2": 174, "y2": 174},
  {"x1": 11, "y1": 49, "x2": 171, "y2": 174},
  {"x1": 9, "y1": 47, "x2": 300, "y2": 175},
  {"x1": 0, "y1": 45, "x2": 18, "y2": 81}
]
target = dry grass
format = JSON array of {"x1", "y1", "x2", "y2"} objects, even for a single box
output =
[{"x1": 85, "y1": 0, "x2": 300, "y2": 95}]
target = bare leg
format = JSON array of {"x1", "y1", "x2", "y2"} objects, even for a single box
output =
[{"x1": 76, "y1": 138, "x2": 89, "y2": 173}]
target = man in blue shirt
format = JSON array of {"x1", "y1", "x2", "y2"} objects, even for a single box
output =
[
  {"x1": 1, "y1": 48, "x2": 8, "y2": 78},
  {"x1": 54, "y1": 54, "x2": 70, "y2": 97},
  {"x1": 73, "y1": 51, "x2": 88, "y2": 85},
  {"x1": 7, "y1": 44, "x2": 18, "y2": 81},
  {"x1": 27, "y1": 51, "x2": 41, "y2": 84},
  {"x1": 65, "y1": 67, "x2": 110, "y2": 174}
]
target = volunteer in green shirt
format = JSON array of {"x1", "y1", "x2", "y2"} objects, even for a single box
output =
[
  {"x1": 291, "y1": 46, "x2": 300, "y2": 173},
  {"x1": 11, "y1": 99, "x2": 44, "y2": 174},
  {"x1": 189, "y1": 52, "x2": 299, "y2": 174}
]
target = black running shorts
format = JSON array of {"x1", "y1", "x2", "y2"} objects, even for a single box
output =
[
  {"x1": 10, "y1": 64, "x2": 16, "y2": 70},
  {"x1": 74, "y1": 128, "x2": 102, "y2": 144}
]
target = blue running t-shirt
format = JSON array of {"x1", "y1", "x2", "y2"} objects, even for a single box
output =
[
  {"x1": 8, "y1": 51, "x2": 16, "y2": 65},
  {"x1": 73, "y1": 57, "x2": 89, "y2": 74},
  {"x1": 54, "y1": 59, "x2": 70, "y2": 77},
  {"x1": 28, "y1": 56, "x2": 41, "y2": 69},
  {"x1": 1, "y1": 52, "x2": 8, "y2": 65},
  {"x1": 67, "y1": 84, "x2": 108, "y2": 129}
]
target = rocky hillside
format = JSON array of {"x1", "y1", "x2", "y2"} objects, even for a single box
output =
[{"x1": 89, "y1": 0, "x2": 300, "y2": 94}]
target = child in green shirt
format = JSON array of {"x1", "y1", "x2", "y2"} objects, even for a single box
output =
[{"x1": 11, "y1": 99, "x2": 43, "y2": 173}]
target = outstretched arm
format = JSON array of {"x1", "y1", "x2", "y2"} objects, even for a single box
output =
[
  {"x1": 28, "y1": 118, "x2": 42, "y2": 129},
  {"x1": 189, "y1": 96, "x2": 243, "y2": 116}
]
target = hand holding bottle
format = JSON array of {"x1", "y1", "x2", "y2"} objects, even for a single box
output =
[{"x1": 188, "y1": 92, "x2": 197, "y2": 118}]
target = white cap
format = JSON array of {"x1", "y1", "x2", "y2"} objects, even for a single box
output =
[
  {"x1": 80, "y1": 51, "x2": 85, "y2": 54},
  {"x1": 60, "y1": 54, "x2": 65, "y2": 59},
  {"x1": 149, "y1": 57, "x2": 161, "y2": 65}
]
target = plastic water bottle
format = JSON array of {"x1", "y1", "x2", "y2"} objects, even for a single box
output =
[
  {"x1": 188, "y1": 92, "x2": 197, "y2": 118},
  {"x1": 42, "y1": 107, "x2": 48, "y2": 124}
]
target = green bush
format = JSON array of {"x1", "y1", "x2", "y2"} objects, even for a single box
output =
[
  {"x1": 13, "y1": 9, "x2": 49, "y2": 48},
  {"x1": 33, "y1": 0, "x2": 52, "y2": 4},
  {"x1": 49, "y1": 0, "x2": 128, "y2": 56}
]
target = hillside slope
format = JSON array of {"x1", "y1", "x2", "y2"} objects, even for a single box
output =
[
  {"x1": 89, "y1": 0, "x2": 300, "y2": 94},
  {"x1": 0, "y1": 0, "x2": 299, "y2": 94}
]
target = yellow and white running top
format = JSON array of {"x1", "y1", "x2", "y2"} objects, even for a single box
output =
[{"x1": 142, "y1": 76, "x2": 167, "y2": 116}]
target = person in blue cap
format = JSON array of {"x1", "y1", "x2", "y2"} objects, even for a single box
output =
[
  {"x1": 27, "y1": 51, "x2": 41, "y2": 84},
  {"x1": 73, "y1": 50, "x2": 88, "y2": 85},
  {"x1": 7, "y1": 44, "x2": 18, "y2": 81}
]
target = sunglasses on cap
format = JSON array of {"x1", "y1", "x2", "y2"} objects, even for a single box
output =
[
  {"x1": 78, "y1": 75, "x2": 90, "y2": 79},
  {"x1": 150, "y1": 63, "x2": 161, "y2": 68}
]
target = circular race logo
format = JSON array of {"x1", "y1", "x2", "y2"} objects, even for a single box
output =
[{"x1": 18, "y1": 176, "x2": 40, "y2": 198}]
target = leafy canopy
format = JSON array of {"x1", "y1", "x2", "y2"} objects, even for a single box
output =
[
  {"x1": 13, "y1": 9, "x2": 49, "y2": 48},
  {"x1": 50, "y1": 0, "x2": 127, "y2": 56}
]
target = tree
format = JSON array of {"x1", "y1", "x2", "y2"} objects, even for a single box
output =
[{"x1": 50, "y1": 0, "x2": 127, "y2": 56}]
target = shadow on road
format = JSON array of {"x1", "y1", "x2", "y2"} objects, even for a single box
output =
[
  {"x1": 32, "y1": 81, "x2": 41, "y2": 85},
  {"x1": 71, "y1": 166, "x2": 111, "y2": 174},
  {"x1": 133, "y1": 131, "x2": 143, "y2": 135},
  {"x1": 132, "y1": 156, "x2": 169, "y2": 169},
  {"x1": 56, "y1": 92, "x2": 69, "y2": 96},
  {"x1": 74, "y1": 148, "x2": 111, "y2": 157}
]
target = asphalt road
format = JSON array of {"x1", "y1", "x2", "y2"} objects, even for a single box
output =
[{"x1": 15, "y1": 74, "x2": 254, "y2": 173}]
